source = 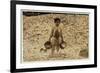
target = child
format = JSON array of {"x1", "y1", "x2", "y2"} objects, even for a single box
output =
[{"x1": 49, "y1": 18, "x2": 64, "y2": 56}]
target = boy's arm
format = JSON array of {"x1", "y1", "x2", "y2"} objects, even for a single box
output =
[
  {"x1": 60, "y1": 29, "x2": 64, "y2": 41},
  {"x1": 49, "y1": 28, "x2": 53, "y2": 41}
]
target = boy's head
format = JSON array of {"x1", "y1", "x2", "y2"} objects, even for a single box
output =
[{"x1": 54, "y1": 18, "x2": 61, "y2": 26}]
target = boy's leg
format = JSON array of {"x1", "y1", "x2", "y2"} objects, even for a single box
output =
[
  {"x1": 56, "y1": 45, "x2": 60, "y2": 52},
  {"x1": 56, "y1": 38, "x2": 60, "y2": 53},
  {"x1": 56, "y1": 45, "x2": 60, "y2": 55},
  {"x1": 50, "y1": 45, "x2": 55, "y2": 57}
]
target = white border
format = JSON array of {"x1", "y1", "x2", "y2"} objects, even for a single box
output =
[{"x1": 16, "y1": 4, "x2": 94, "y2": 69}]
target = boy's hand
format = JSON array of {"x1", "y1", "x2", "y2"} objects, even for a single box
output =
[{"x1": 48, "y1": 38, "x2": 51, "y2": 41}]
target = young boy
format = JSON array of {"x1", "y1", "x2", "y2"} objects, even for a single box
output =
[{"x1": 49, "y1": 18, "x2": 64, "y2": 56}]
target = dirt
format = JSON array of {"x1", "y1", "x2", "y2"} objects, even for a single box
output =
[{"x1": 22, "y1": 13, "x2": 89, "y2": 62}]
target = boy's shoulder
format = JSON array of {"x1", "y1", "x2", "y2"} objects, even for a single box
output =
[{"x1": 52, "y1": 23, "x2": 63, "y2": 29}]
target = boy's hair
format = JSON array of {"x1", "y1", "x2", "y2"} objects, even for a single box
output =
[{"x1": 54, "y1": 18, "x2": 61, "y2": 23}]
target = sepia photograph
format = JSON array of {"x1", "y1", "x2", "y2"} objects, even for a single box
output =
[{"x1": 22, "y1": 11, "x2": 89, "y2": 62}]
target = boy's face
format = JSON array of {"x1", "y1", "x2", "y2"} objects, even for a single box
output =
[{"x1": 55, "y1": 20, "x2": 60, "y2": 26}]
